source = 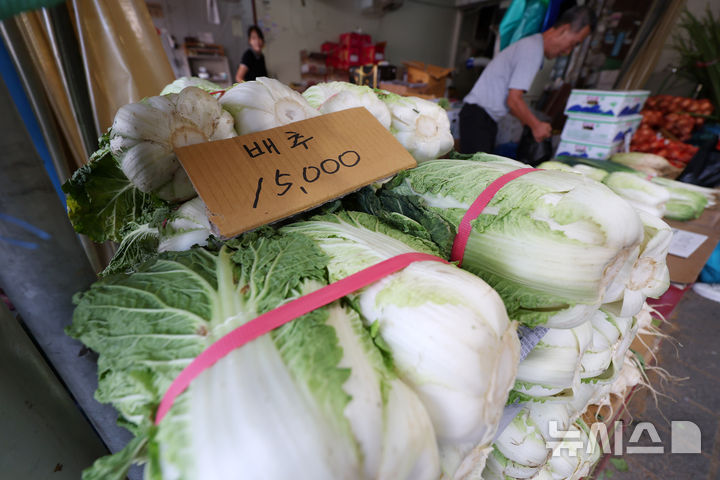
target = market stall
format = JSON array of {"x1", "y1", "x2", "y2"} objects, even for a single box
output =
[{"x1": 41, "y1": 74, "x2": 716, "y2": 479}]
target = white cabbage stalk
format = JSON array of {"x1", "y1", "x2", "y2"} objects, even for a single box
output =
[
  {"x1": 591, "y1": 350, "x2": 644, "y2": 415},
  {"x1": 603, "y1": 172, "x2": 670, "y2": 218},
  {"x1": 579, "y1": 312, "x2": 638, "y2": 392},
  {"x1": 603, "y1": 210, "x2": 671, "y2": 317},
  {"x1": 157, "y1": 302, "x2": 440, "y2": 480},
  {"x1": 643, "y1": 175, "x2": 710, "y2": 221},
  {"x1": 219, "y1": 77, "x2": 319, "y2": 134},
  {"x1": 378, "y1": 91, "x2": 454, "y2": 162},
  {"x1": 610, "y1": 152, "x2": 677, "y2": 176},
  {"x1": 281, "y1": 211, "x2": 520, "y2": 478},
  {"x1": 544, "y1": 420, "x2": 601, "y2": 480},
  {"x1": 527, "y1": 402, "x2": 574, "y2": 442},
  {"x1": 651, "y1": 176, "x2": 718, "y2": 206},
  {"x1": 611, "y1": 315, "x2": 639, "y2": 370},
  {"x1": 531, "y1": 470, "x2": 556, "y2": 480},
  {"x1": 303, "y1": 82, "x2": 392, "y2": 129},
  {"x1": 531, "y1": 165, "x2": 671, "y2": 319},
  {"x1": 636, "y1": 301, "x2": 655, "y2": 332},
  {"x1": 484, "y1": 447, "x2": 543, "y2": 479},
  {"x1": 158, "y1": 197, "x2": 213, "y2": 252},
  {"x1": 538, "y1": 161, "x2": 608, "y2": 182},
  {"x1": 489, "y1": 408, "x2": 552, "y2": 476},
  {"x1": 485, "y1": 412, "x2": 599, "y2": 480},
  {"x1": 537, "y1": 161, "x2": 576, "y2": 174},
  {"x1": 607, "y1": 350, "x2": 644, "y2": 398},
  {"x1": 579, "y1": 310, "x2": 621, "y2": 379},
  {"x1": 571, "y1": 164, "x2": 609, "y2": 182},
  {"x1": 160, "y1": 76, "x2": 222, "y2": 95},
  {"x1": 579, "y1": 308, "x2": 640, "y2": 381},
  {"x1": 566, "y1": 381, "x2": 604, "y2": 420},
  {"x1": 381, "y1": 157, "x2": 645, "y2": 328},
  {"x1": 110, "y1": 86, "x2": 236, "y2": 202},
  {"x1": 514, "y1": 321, "x2": 593, "y2": 398},
  {"x1": 482, "y1": 401, "x2": 589, "y2": 479}
]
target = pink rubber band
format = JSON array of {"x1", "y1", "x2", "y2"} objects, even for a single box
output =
[
  {"x1": 155, "y1": 252, "x2": 448, "y2": 423},
  {"x1": 450, "y1": 168, "x2": 539, "y2": 267}
]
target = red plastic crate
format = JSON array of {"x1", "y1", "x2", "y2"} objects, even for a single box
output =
[
  {"x1": 339, "y1": 32, "x2": 371, "y2": 49},
  {"x1": 321, "y1": 41, "x2": 338, "y2": 54},
  {"x1": 360, "y1": 44, "x2": 376, "y2": 65},
  {"x1": 338, "y1": 46, "x2": 361, "y2": 68},
  {"x1": 321, "y1": 42, "x2": 341, "y2": 67},
  {"x1": 374, "y1": 41, "x2": 386, "y2": 62}
]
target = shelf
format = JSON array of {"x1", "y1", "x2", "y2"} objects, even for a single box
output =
[{"x1": 187, "y1": 55, "x2": 226, "y2": 60}]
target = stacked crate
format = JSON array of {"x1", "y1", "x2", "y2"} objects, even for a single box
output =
[{"x1": 556, "y1": 89, "x2": 648, "y2": 160}]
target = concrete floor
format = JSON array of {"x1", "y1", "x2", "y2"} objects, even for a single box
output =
[
  {"x1": 594, "y1": 290, "x2": 720, "y2": 480},
  {"x1": 0, "y1": 302, "x2": 108, "y2": 478}
]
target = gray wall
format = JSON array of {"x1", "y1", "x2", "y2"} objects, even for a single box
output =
[
  {"x1": 148, "y1": 0, "x2": 255, "y2": 79},
  {"x1": 150, "y1": 0, "x2": 459, "y2": 84},
  {"x1": 257, "y1": 0, "x2": 457, "y2": 82}
]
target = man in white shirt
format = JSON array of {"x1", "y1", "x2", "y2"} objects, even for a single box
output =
[{"x1": 460, "y1": 6, "x2": 596, "y2": 154}]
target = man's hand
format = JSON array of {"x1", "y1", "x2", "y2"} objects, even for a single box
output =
[
  {"x1": 531, "y1": 121, "x2": 552, "y2": 142},
  {"x1": 507, "y1": 89, "x2": 553, "y2": 143}
]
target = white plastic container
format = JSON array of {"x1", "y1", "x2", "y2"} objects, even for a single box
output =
[
  {"x1": 564, "y1": 90, "x2": 650, "y2": 117},
  {"x1": 555, "y1": 138, "x2": 624, "y2": 160},
  {"x1": 561, "y1": 114, "x2": 642, "y2": 144}
]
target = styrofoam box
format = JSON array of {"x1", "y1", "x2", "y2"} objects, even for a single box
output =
[
  {"x1": 561, "y1": 114, "x2": 642, "y2": 144},
  {"x1": 564, "y1": 89, "x2": 650, "y2": 117},
  {"x1": 555, "y1": 138, "x2": 623, "y2": 160}
]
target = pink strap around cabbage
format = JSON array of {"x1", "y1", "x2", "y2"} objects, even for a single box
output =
[
  {"x1": 155, "y1": 252, "x2": 448, "y2": 423},
  {"x1": 450, "y1": 168, "x2": 539, "y2": 267}
]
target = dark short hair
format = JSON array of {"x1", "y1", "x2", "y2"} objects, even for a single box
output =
[
  {"x1": 554, "y1": 6, "x2": 597, "y2": 33},
  {"x1": 248, "y1": 25, "x2": 264, "y2": 41}
]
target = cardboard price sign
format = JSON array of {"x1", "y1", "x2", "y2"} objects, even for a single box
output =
[{"x1": 176, "y1": 108, "x2": 417, "y2": 238}]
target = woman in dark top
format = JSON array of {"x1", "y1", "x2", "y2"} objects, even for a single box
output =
[{"x1": 235, "y1": 25, "x2": 268, "y2": 82}]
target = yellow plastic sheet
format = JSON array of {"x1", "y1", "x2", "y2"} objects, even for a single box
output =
[
  {"x1": 14, "y1": 11, "x2": 89, "y2": 168},
  {"x1": 72, "y1": 0, "x2": 174, "y2": 133}
]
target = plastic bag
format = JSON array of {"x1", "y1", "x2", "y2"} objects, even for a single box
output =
[
  {"x1": 515, "y1": 125, "x2": 552, "y2": 166},
  {"x1": 499, "y1": 0, "x2": 549, "y2": 50},
  {"x1": 675, "y1": 134, "x2": 720, "y2": 188},
  {"x1": 700, "y1": 243, "x2": 720, "y2": 283}
]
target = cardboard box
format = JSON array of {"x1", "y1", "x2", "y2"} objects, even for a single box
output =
[
  {"x1": 665, "y1": 214, "x2": 720, "y2": 284},
  {"x1": 379, "y1": 80, "x2": 436, "y2": 100},
  {"x1": 403, "y1": 61, "x2": 453, "y2": 98},
  {"x1": 684, "y1": 199, "x2": 720, "y2": 230},
  {"x1": 564, "y1": 89, "x2": 650, "y2": 117},
  {"x1": 175, "y1": 108, "x2": 416, "y2": 238}
]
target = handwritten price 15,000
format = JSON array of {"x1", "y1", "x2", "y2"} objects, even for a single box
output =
[{"x1": 252, "y1": 150, "x2": 360, "y2": 208}]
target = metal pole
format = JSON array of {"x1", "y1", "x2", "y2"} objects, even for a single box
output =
[
  {"x1": 44, "y1": 3, "x2": 98, "y2": 153},
  {"x1": 0, "y1": 19, "x2": 71, "y2": 184},
  {"x1": 0, "y1": 66, "x2": 135, "y2": 467}
]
